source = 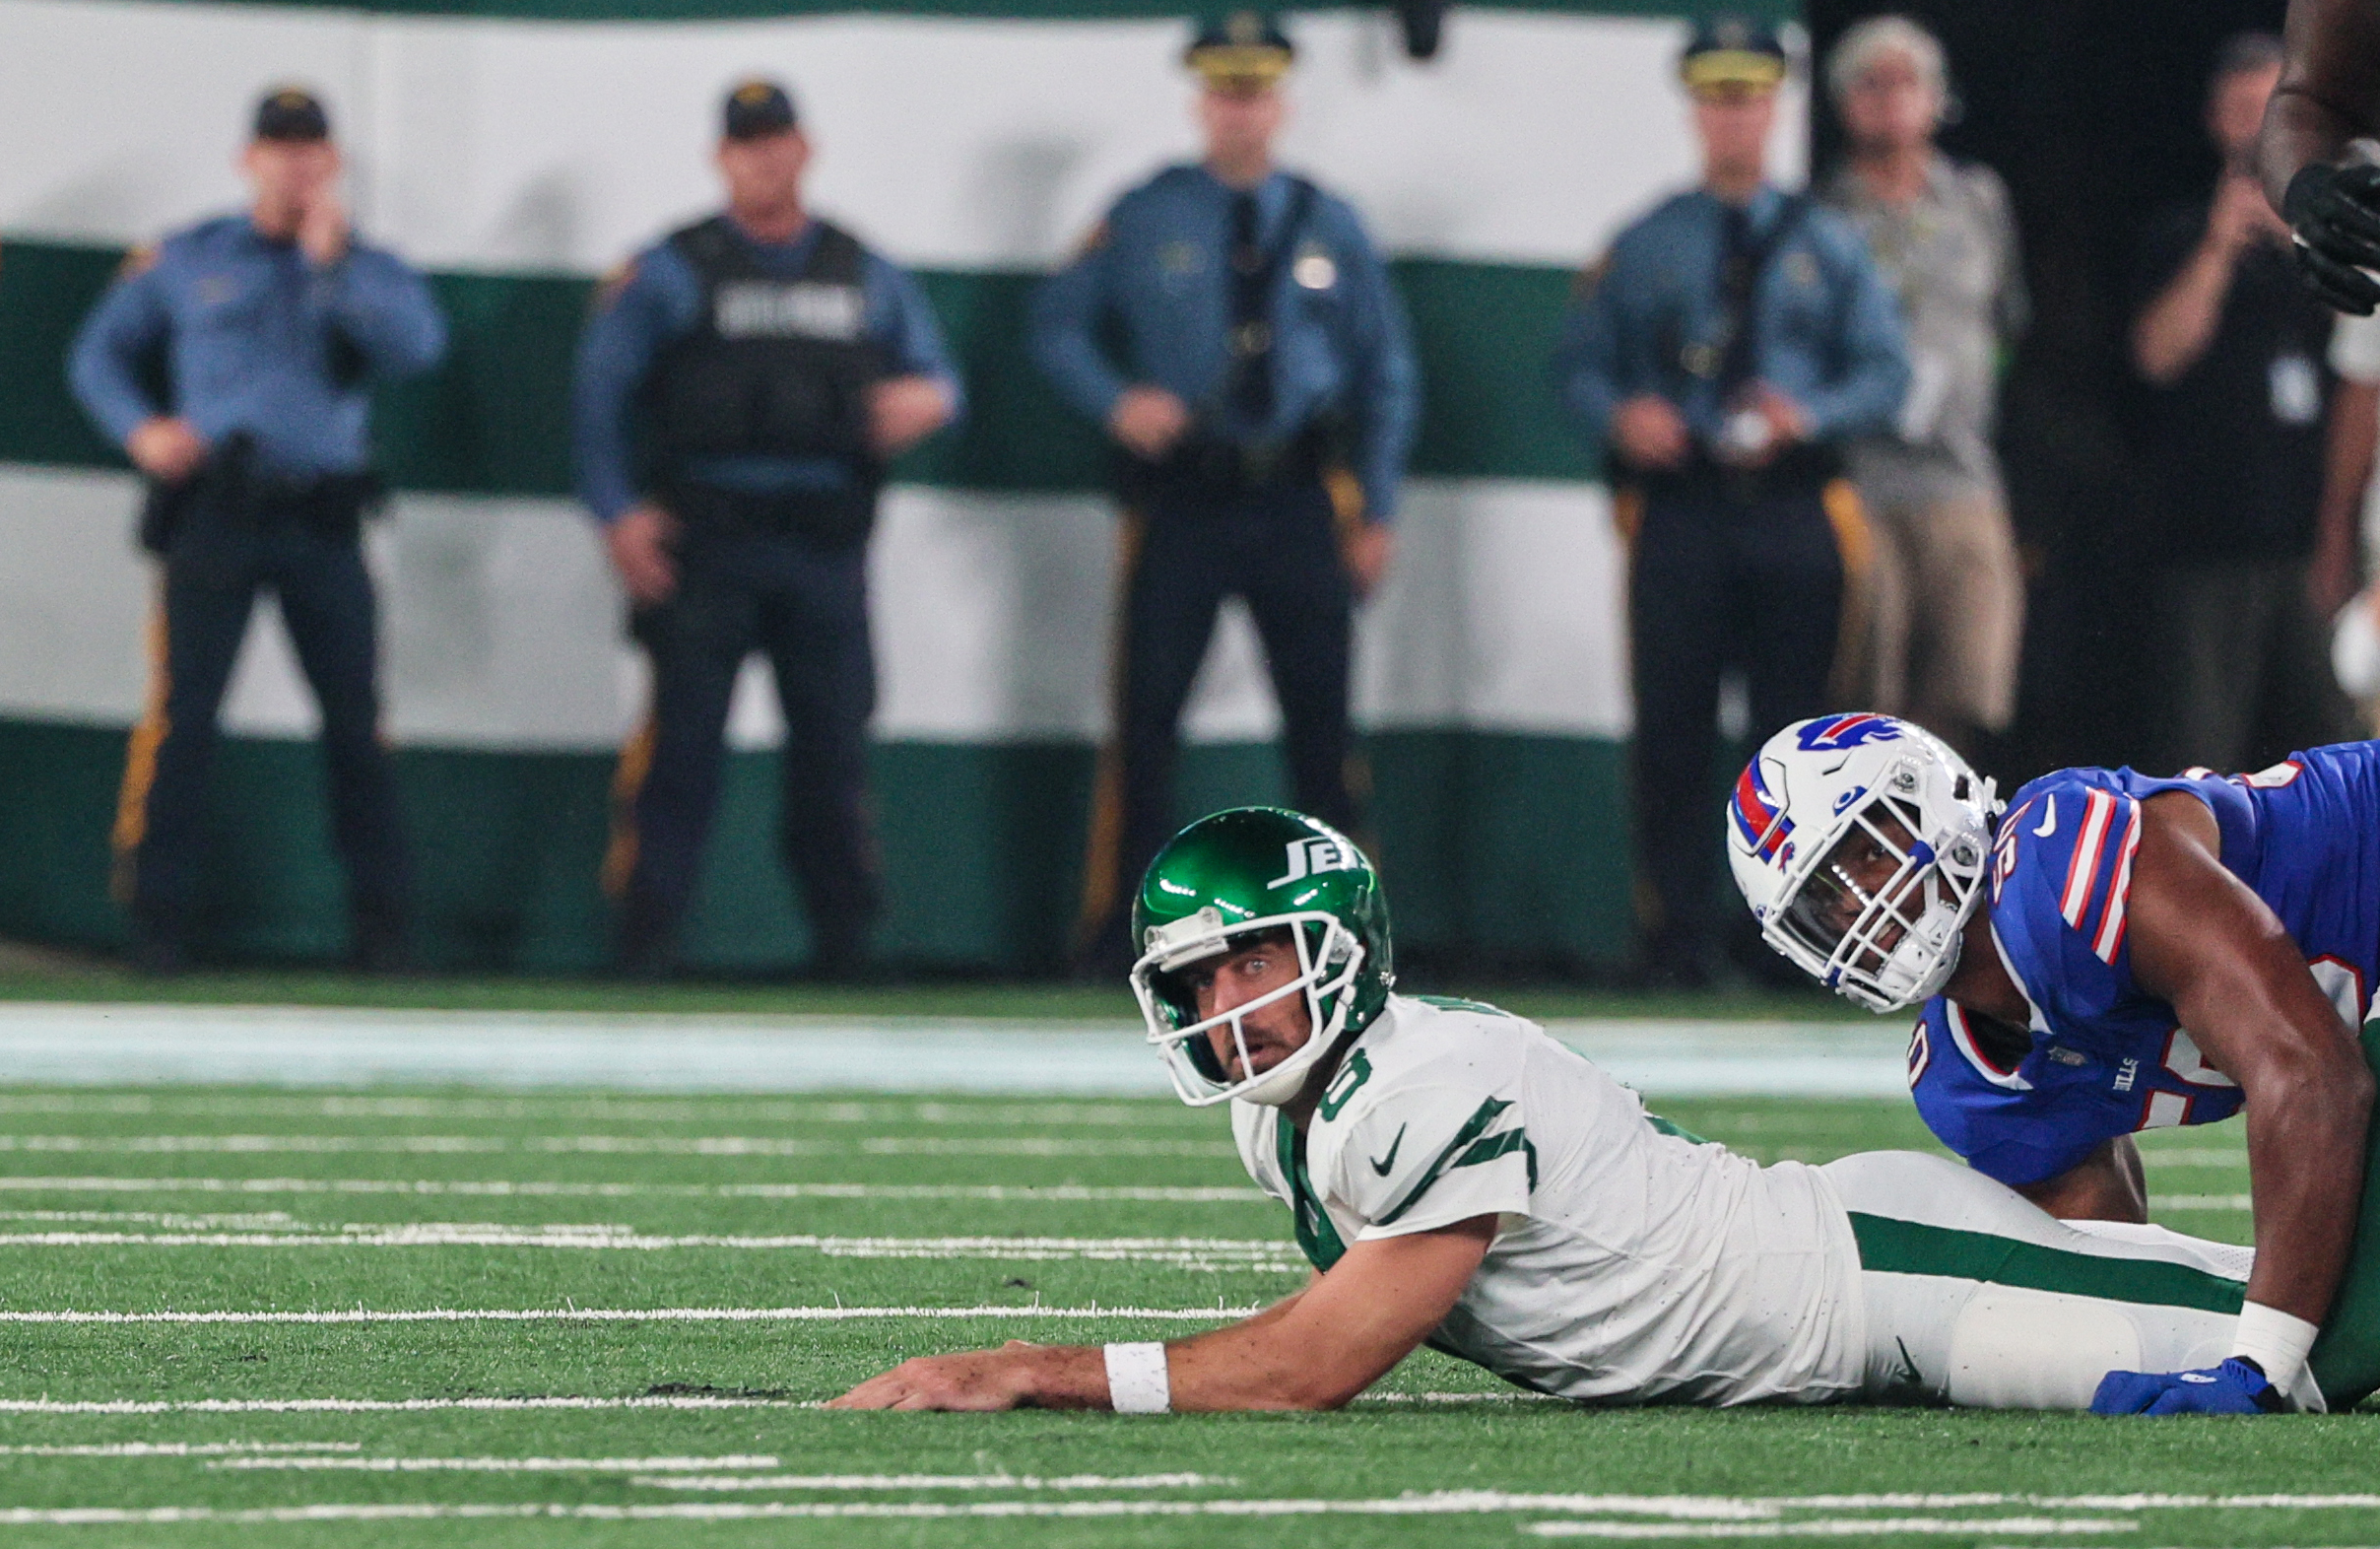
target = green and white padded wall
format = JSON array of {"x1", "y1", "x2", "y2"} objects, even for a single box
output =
[{"x1": 0, "y1": 0, "x2": 1800, "y2": 971}]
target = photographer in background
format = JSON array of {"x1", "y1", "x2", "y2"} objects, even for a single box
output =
[
  {"x1": 67, "y1": 87, "x2": 447, "y2": 975},
  {"x1": 2131, "y1": 34, "x2": 2354, "y2": 774}
]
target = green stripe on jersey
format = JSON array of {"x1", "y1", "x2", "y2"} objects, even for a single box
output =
[{"x1": 1849, "y1": 1212, "x2": 2248, "y2": 1315}]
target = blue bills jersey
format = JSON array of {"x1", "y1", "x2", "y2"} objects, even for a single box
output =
[{"x1": 1910, "y1": 741, "x2": 2380, "y2": 1186}]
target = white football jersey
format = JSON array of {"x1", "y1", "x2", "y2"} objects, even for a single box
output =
[{"x1": 1231, "y1": 993, "x2": 1867, "y2": 1405}]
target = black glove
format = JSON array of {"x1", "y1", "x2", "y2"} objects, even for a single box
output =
[{"x1": 2283, "y1": 162, "x2": 2380, "y2": 313}]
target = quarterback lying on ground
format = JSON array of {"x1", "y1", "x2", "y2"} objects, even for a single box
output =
[{"x1": 834, "y1": 807, "x2": 2340, "y2": 1416}]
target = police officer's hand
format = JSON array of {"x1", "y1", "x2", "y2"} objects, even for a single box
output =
[
  {"x1": 1750, "y1": 386, "x2": 1811, "y2": 458},
  {"x1": 868, "y1": 375, "x2": 956, "y2": 458},
  {"x1": 298, "y1": 186, "x2": 351, "y2": 268},
  {"x1": 2284, "y1": 163, "x2": 2380, "y2": 313},
  {"x1": 1611, "y1": 394, "x2": 1689, "y2": 471},
  {"x1": 1344, "y1": 521, "x2": 1395, "y2": 600},
  {"x1": 607, "y1": 504, "x2": 680, "y2": 607},
  {"x1": 127, "y1": 417, "x2": 208, "y2": 484},
  {"x1": 1109, "y1": 386, "x2": 1193, "y2": 460}
]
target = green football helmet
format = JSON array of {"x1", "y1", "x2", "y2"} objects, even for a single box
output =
[{"x1": 1128, "y1": 807, "x2": 1394, "y2": 1107}]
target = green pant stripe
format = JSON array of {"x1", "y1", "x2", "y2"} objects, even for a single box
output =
[{"x1": 1848, "y1": 1212, "x2": 2247, "y2": 1316}]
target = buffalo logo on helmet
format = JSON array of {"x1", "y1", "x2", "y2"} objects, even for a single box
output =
[{"x1": 1794, "y1": 712, "x2": 1907, "y2": 753}]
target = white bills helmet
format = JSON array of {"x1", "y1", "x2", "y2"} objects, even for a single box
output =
[{"x1": 1728, "y1": 714, "x2": 2001, "y2": 1012}]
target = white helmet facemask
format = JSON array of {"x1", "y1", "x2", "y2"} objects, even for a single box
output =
[
  {"x1": 1773, "y1": 787, "x2": 1979, "y2": 1010},
  {"x1": 1731, "y1": 717, "x2": 1998, "y2": 1014},
  {"x1": 1129, "y1": 908, "x2": 1366, "y2": 1107}
]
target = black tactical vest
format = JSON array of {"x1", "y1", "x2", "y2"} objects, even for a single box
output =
[{"x1": 647, "y1": 217, "x2": 890, "y2": 542}]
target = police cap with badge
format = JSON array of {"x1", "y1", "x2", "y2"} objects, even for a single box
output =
[
  {"x1": 722, "y1": 77, "x2": 799, "y2": 140},
  {"x1": 1186, "y1": 11, "x2": 1295, "y2": 94},
  {"x1": 1678, "y1": 16, "x2": 1788, "y2": 98},
  {"x1": 253, "y1": 86, "x2": 331, "y2": 143}
]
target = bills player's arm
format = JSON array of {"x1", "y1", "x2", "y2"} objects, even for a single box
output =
[
  {"x1": 824, "y1": 1218, "x2": 1493, "y2": 1411},
  {"x1": 2016, "y1": 1137, "x2": 2148, "y2": 1224},
  {"x1": 2261, "y1": 0, "x2": 2380, "y2": 310},
  {"x1": 2124, "y1": 792, "x2": 2375, "y2": 1333}
]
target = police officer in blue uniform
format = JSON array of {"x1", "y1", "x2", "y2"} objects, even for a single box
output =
[
  {"x1": 68, "y1": 88, "x2": 448, "y2": 974},
  {"x1": 1554, "y1": 20, "x2": 1908, "y2": 987},
  {"x1": 1031, "y1": 13, "x2": 1420, "y2": 973},
  {"x1": 574, "y1": 80, "x2": 961, "y2": 977}
]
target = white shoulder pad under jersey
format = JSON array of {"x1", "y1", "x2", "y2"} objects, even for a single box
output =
[{"x1": 1231, "y1": 994, "x2": 1867, "y2": 1406}]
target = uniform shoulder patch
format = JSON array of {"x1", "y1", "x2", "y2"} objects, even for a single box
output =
[{"x1": 116, "y1": 243, "x2": 160, "y2": 280}]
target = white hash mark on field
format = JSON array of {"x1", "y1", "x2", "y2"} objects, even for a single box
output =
[
  {"x1": 0, "y1": 1226, "x2": 1305, "y2": 1270},
  {"x1": 212, "y1": 1455, "x2": 780, "y2": 1473},
  {"x1": 0, "y1": 1178, "x2": 1272, "y2": 1203},
  {"x1": 0, "y1": 1305, "x2": 1261, "y2": 1328},
  {"x1": 2144, "y1": 1194, "x2": 2253, "y2": 1212},
  {"x1": 0, "y1": 1134, "x2": 1237, "y2": 1158}
]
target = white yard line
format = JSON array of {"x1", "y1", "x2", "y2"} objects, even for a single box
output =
[
  {"x1": 0, "y1": 1303, "x2": 1259, "y2": 1327},
  {"x1": 0, "y1": 1502, "x2": 2140, "y2": 1528},
  {"x1": 0, "y1": 1443, "x2": 360, "y2": 1457},
  {"x1": 0, "y1": 1396, "x2": 803, "y2": 1414},
  {"x1": 2127, "y1": 1150, "x2": 2247, "y2": 1168},
  {"x1": 0, "y1": 1177, "x2": 1272, "y2": 1203},
  {"x1": 0, "y1": 1227, "x2": 1304, "y2": 1269},
  {"x1": 213, "y1": 1455, "x2": 780, "y2": 1473},
  {"x1": 1523, "y1": 1521, "x2": 2133, "y2": 1540},
  {"x1": 2146, "y1": 1194, "x2": 2252, "y2": 1211},
  {"x1": 0, "y1": 1134, "x2": 1238, "y2": 1158},
  {"x1": 0, "y1": 1095, "x2": 1208, "y2": 1127},
  {"x1": 0, "y1": 1003, "x2": 1908, "y2": 1097}
]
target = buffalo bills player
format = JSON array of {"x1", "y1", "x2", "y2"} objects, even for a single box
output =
[{"x1": 1730, "y1": 713, "x2": 2380, "y2": 1414}]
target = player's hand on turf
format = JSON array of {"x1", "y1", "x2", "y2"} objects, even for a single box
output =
[
  {"x1": 827, "y1": 1340, "x2": 1041, "y2": 1411},
  {"x1": 2282, "y1": 163, "x2": 2380, "y2": 314},
  {"x1": 2089, "y1": 1356, "x2": 2285, "y2": 1416}
]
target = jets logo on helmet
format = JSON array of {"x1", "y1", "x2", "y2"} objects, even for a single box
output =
[
  {"x1": 1129, "y1": 808, "x2": 1393, "y2": 1108},
  {"x1": 1728, "y1": 715, "x2": 2000, "y2": 1013}
]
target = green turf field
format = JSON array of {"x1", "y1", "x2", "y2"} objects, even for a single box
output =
[{"x1": 0, "y1": 1052, "x2": 2371, "y2": 1549}]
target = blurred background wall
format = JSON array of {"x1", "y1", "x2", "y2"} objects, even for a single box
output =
[{"x1": 0, "y1": 0, "x2": 1802, "y2": 974}]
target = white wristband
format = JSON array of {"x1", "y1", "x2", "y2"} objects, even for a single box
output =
[
  {"x1": 1103, "y1": 1340, "x2": 1171, "y2": 1414},
  {"x1": 2231, "y1": 1301, "x2": 2321, "y2": 1394}
]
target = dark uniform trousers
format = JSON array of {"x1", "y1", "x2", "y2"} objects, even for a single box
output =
[
  {"x1": 1083, "y1": 468, "x2": 1360, "y2": 959},
  {"x1": 1627, "y1": 472, "x2": 1846, "y2": 975},
  {"x1": 116, "y1": 485, "x2": 407, "y2": 942},
  {"x1": 610, "y1": 512, "x2": 881, "y2": 971}
]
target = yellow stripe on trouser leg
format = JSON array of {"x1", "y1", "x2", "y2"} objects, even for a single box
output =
[
  {"x1": 109, "y1": 584, "x2": 172, "y2": 906},
  {"x1": 600, "y1": 715, "x2": 658, "y2": 902},
  {"x1": 1822, "y1": 477, "x2": 1878, "y2": 709},
  {"x1": 1073, "y1": 509, "x2": 1149, "y2": 955}
]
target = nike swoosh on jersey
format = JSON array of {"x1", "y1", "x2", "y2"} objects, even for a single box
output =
[
  {"x1": 1368, "y1": 1123, "x2": 1408, "y2": 1177},
  {"x1": 2032, "y1": 795, "x2": 2057, "y2": 838}
]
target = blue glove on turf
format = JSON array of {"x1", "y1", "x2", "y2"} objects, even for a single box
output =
[{"x1": 2090, "y1": 1356, "x2": 2283, "y2": 1416}]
